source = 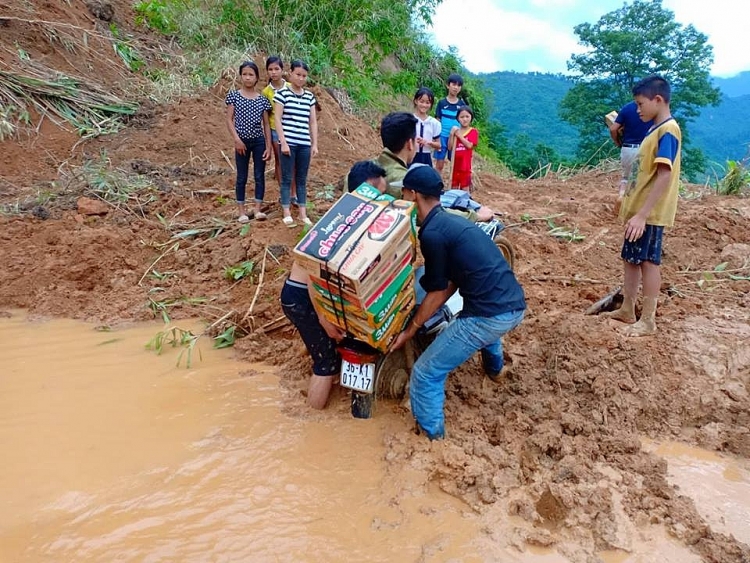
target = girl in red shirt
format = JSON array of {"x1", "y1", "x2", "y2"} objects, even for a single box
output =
[{"x1": 449, "y1": 106, "x2": 478, "y2": 191}]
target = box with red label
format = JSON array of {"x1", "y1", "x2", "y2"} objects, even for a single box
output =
[
  {"x1": 293, "y1": 192, "x2": 416, "y2": 293},
  {"x1": 314, "y1": 232, "x2": 414, "y2": 300}
]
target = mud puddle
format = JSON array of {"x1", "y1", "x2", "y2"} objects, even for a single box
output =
[
  {"x1": 644, "y1": 439, "x2": 750, "y2": 546},
  {"x1": 0, "y1": 310, "x2": 747, "y2": 562}
]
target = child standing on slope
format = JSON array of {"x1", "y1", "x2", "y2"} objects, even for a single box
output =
[
  {"x1": 412, "y1": 87, "x2": 441, "y2": 167},
  {"x1": 274, "y1": 60, "x2": 318, "y2": 226},
  {"x1": 261, "y1": 56, "x2": 287, "y2": 189},
  {"x1": 448, "y1": 106, "x2": 478, "y2": 191},
  {"x1": 603, "y1": 75, "x2": 681, "y2": 337},
  {"x1": 225, "y1": 60, "x2": 272, "y2": 222},
  {"x1": 434, "y1": 73, "x2": 467, "y2": 173}
]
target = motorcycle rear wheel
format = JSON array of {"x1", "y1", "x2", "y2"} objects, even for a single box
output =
[
  {"x1": 354, "y1": 234, "x2": 516, "y2": 416},
  {"x1": 495, "y1": 234, "x2": 515, "y2": 270}
]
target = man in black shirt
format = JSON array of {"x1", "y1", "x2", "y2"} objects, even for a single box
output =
[{"x1": 391, "y1": 165, "x2": 526, "y2": 440}]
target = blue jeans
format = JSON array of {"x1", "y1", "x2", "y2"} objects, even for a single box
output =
[
  {"x1": 280, "y1": 144, "x2": 310, "y2": 207},
  {"x1": 235, "y1": 137, "x2": 266, "y2": 204},
  {"x1": 410, "y1": 309, "x2": 525, "y2": 440}
]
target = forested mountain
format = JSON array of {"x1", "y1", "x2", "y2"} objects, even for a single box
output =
[
  {"x1": 712, "y1": 71, "x2": 750, "y2": 98},
  {"x1": 478, "y1": 72, "x2": 579, "y2": 158},
  {"x1": 479, "y1": 71, "x2": 750, "y2": 168}
]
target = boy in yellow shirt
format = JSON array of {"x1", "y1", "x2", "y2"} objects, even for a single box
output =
[{"x1": 604, "y1": 75, "x2": 681, "y2": 336}]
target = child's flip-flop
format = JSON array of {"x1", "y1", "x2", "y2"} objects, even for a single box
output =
[
  {"x1": 282, "y1": 216, "x2": 296, "y2": 227},
  {"x1": 255, "y1": 212, "x2": 267, "y2": 221},
  {"x1": 301, "y1": 217, "x2": 313, "y2": 226},
  {"x1": 238, "y1": 215, "x2": 250, "y2": 223}
]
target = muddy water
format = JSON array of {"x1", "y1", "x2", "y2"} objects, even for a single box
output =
[
  {"x1": 0, "y1": 312, "x2": 529, "y2": 562},
  {"x1": 644, "y1": 440, "x2": 750, "y2": 546},
  {"x1": 0, "y1": 311, "x2": 747, "y2": 563}
]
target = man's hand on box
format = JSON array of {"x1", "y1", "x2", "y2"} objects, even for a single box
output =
[{"x1": 319, "y1": 316, "x2": 345, "y2": 341}]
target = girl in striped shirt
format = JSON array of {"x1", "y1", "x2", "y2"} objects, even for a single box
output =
[{"x1": 274, "y1": 60, "x2": 318, "y2": 226}]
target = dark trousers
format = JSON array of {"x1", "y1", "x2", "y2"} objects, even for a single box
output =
[
  {"x1": 280, "y1": 280, "x2": 340, "y2": 376},
  {"x1": 235, "y1": 137, "x2": 266, "y2": 203},
  {"x1": 280, "y1": 144, "x2": 311, "y2": 206}
]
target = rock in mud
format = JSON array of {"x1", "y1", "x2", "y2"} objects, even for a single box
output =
[
  {"x1": 85, "y1": 0, "x2": 114, "y2": 21},
  {"x1": 76, "y1": 197, "x2": 110, "y2": 216},
  {"x1": 720, "y1": 243, "x2": 750, "y2": 268}
]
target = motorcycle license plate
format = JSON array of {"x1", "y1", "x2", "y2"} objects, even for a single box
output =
[{"x1": 340, "y1": 359, "x2": 375, "y2": 394}]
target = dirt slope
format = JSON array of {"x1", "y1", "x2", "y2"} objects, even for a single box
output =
[{"x1": 1, "y1": 2, "x2": 749, "y2": 561}]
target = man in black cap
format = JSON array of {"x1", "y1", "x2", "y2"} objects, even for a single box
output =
[{"x1": 391, "y1": 165, "x2": 526, "y2": 440}]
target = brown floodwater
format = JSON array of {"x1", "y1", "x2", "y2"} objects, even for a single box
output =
[{"x1": 0, "y1": 311, "x2": 747, "y2": 562}]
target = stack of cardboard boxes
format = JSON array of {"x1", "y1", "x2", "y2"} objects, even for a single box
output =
[{"x1": 293, "y1": 185, "x2": 417, "y2": 352}]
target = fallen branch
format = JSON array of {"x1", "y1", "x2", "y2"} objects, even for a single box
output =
[
  {"x1": 504, "y1": 213, "x2": 566, "y2": 229},
  {"x1": 221, "y1": 150, "x2": 235, "y2": 171},
  {"x1": 585, "y1": 286, "x2": 622, "y2": 315},
  {"x1": 241, "y1": 246, "x2": 268, "y2": 326},
  {"x1": 262, "y1": 315, "x2": 290, "y2": 334},
  {"x1": 530, "y1": 275, "x2": 606, "y2": 284},
  {"x1": 335, "y1": 128, "x2": 355, "y2": 151},
  {"x1": 676, "y1": 266, "x2": 749, "y2": 275},
  {"x1": 138, "y1": 242, "x2": 179, "y2": 286}
]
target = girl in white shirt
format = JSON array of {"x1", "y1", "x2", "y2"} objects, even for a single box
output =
[{"x1": 412, "y1": 87, "x2": 442, "y2": 167}]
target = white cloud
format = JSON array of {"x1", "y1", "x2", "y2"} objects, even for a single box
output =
[
  {"x1": 431, "y1": 0, "x2": 750, "y2": 77},
  {"x1": 430, "y1": 0, "x2": 584, "y2": 73},
  {"x1": 664, "y1": 0, "x2": 750, "y2": 77}
]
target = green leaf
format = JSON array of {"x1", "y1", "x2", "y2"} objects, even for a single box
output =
[
  {"x1": 213, "y1": 326, "x2": 236, "y2": 349},
  {"x1": 714, "y1": 262, "x2": 729, "y2": 272},
  {"x1": 240, "y1": 223, "x2": 251, "y2": 236},
  {"x1": 173, "y1": 229, "x2": 203, "y2": 238}
]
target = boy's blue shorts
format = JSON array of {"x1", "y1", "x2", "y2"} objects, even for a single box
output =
[
  {"x1": 434, "y1": 137, "x2": 452, "y2": 161},
  {"x1": 621, "y1": 224, "x2": 664, "y2": 265}
]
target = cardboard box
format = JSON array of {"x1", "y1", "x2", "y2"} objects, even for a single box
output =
[
  {"x1": 310, "y1": 250, "x2": 414, "y2": 312},
  {"x1": 604, "y1": 110, "x2": 618, "y2": 128},
  {"x1": 315, "y1": 284, "x2": 414, "y2": 337},
  {"x1": 313, "y1": 275, "x2": 415, "y2": 328},
  {"x1": 332, "y1": 292, "x2": 416, "y2": 352},
  {"x1": 293, "y1": 192, "x2": 416, "y2": 293}
]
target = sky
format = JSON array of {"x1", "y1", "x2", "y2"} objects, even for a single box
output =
[{"x1": 429, "y1": 0, "x2": 750, "y2": 78}]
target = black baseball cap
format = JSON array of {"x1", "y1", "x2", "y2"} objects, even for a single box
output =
[{"x1": 393, "y1": 164, "x2": 444, "y2": 198}]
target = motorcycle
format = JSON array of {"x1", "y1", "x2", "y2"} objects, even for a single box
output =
[{"x1": 336, "y1": 217, "x2": 515, "y2": 418}]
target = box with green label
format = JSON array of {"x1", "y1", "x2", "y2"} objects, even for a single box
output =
[
  {"x1": 310, "y1": 248, "x2": 413, "y2": 313},
  {"x1": 332, "y1": 292, "x2": 415, "y2": 352},
  {"x1": 313, "y1": 270, "x2": 415, "y2": 328}
]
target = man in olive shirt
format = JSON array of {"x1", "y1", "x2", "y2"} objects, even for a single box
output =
[
  {"x1": 391, "y1": 165, "x2": 526, "y2": 440},
  {"x1": 377, "y1": 112, "x2": 494, "y2": 223}
]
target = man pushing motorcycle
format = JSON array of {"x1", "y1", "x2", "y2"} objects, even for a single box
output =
[{"x1": 390, "y1": 165, "x2": 527, "y2": 440}]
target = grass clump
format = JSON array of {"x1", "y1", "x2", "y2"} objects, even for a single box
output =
[
  {"x1": 0, "y1": 65, "x2": 137, "y2": 138},
  {"x1": 146, "y1": 325, "x2": 202, "y2": 367},
  {"x1": 717, "y1": 160, "x2": 749, "y2": 195}
]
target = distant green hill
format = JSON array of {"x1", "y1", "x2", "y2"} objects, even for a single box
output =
[
  {"x1": 692, "y1": 94, "x2": 750, "y2": 167},
  {"x1": 477, "y1": 71, "x2": 579, "y2": 158},
  {"x1": 712, "y1": 71, "x2": 750, "y2": 98},
  {"x1": 478, "y1": 71, "x2": 750, "y2": 167}
]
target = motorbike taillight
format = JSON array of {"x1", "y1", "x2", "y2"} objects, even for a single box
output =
[{"x1": 338, "y1": 346, "x2": 379, "y2": 365}]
